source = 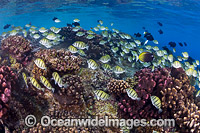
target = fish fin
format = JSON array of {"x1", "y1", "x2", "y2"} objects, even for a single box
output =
[
  {"x1": 86, "y1": 46, "x2": 89, "y2": 50},
  {"x1": 63, "y1": 83, "x2": 68, "y2": 88},
  {"x1": 52, "y1": 88, "x2": 55, "y2": 93},
  {"x1": 97, "y1": 96, "x2": 100, "y2": 101},
  {"x1": 41, "y1": 88, "x2": 45, "y2": 92},
  {"x1": 158, "y1": 109, "x2": 162, "y2": 114},
  {"x1": 25, "y1": 84, "x2": 28, "y2": 88}
]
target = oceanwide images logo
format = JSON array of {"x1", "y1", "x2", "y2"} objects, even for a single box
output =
[{"x1": 25, "y1": 115, "x2": 175, "y2": 129}]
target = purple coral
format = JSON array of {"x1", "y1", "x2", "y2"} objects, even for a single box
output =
[
  {"x1": 0, "y1": 66, "x2": 17, "y2": 118},
  {"x1": 118, "y1": 68, "x2": 172, "y2": 119},
  {"x1": 1, "y1": 36, "x2": 32, "y2": 65}
]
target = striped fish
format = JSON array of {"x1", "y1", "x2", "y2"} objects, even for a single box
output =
[
  {"x1": 72, "y1": 41, "x2": 88, "y2": 50},
  {"x1": 68, "y1": 45, "x2": 78, "y2": 53},
  {"x1": 196, "y1": 90, "x2": 200, "y2": 97},
  {"x1": 52, "y1": 72, "x2": 67, "y2": 88},
  {"x1": 99, "y1": 55, "x2": 111, "y2": 63},
  {"x1": 102, "y1": 64, "x2": 112, "y2": 71},
  {"x1": 94, "y1": 90, "x2": 109, "y2": 101},
  {"x1": 126, "y1": 88, "x2": 140, "y2": 101},
  {"x1": 87, "y1": 59, "x2": 98, "y2": 70},
  {"x1": 34, "y1": 58, "x2": 47, "y2": 70},
  {"x1": 22, "y1": 72, "x2": 28, "y2": 88},
  {"x1": 150, "y1": 96, "x2": 162, "y2": 113},
  {"x1": 113, "y1": 66, "x2": 125, "y2": 74},
  {"x1": 40, "y1": 76, "x2": 55, "y2": 93},
  {"x1": 29, "y1": 77, "x2": 44, "y2": 91}
]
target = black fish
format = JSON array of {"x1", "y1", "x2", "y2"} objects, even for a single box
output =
[
  {"x1": 184, "y1": 42, "x2": 187, "y2": 46},
  {"x1": 52, "y1": 17, "x2": 57, "y2": 21},
  {"x1": 134, "y1": 32, "x2": 141, "y2": 37},
  {"x1": 179, "y1": 42, "x2": 183, "y2": 47},
  {"x1": 3, "y1": 24, "x2": 11, "y2": 29},
  {"x1": 139, "y1": 52, "x2": 154, "y2": 62},
  {"x1": 168, "y1": 41, "x2": 176, "y2": 48},
  {"x1": 72, "y1": 22, "x2": 80, "y2": 27},
  {"x1": 187, "y1": 56, "x2": 195, "y2": 64},
  {"x1": 142, "y1": 27, "x2": 145, "y2": 30},
  {"x1": 157, "y1": 22, "x2": 163, "y2": 26},
  {"x1": 67, "y1": 23, "x2": 72, "y2": 27},
  {"x1": 144, "y1": 32, "x2": 154, "y2": 41},
  {"x1": 162, "y1": 46, "x2": 172, "y2": 55},
  {"x1": 158, "y1": 29, "x2": 163, "y2": 34}
]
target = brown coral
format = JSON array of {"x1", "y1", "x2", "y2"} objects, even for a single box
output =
[
  {"x1": 1, "y1": 36, "x2": 32, "y2": 65},
  {"x1": 31, "y1": 64, "x2": 49, "y2": 81},
  {"x1": 34, "y1": 49, "x2": 82, "y2": 73},
  {"x1": 160, "y1": 68, "x2": 199, "y2": 132},
  {"x1": 107, "y1": 79, "x2": 130, "y2": 95},
  {"x1": 53, "y1": 74, "x2": 86, "y2": 116}
]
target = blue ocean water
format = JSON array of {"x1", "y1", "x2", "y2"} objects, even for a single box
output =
[{"x1": 0, "y1": 0, "x2": 200, "y2": 59}]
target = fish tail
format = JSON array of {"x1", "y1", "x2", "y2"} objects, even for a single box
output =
[
  {"x1": 52, "y1": 88, "x2": 55, "y2": 93},
  {"x1": 158, "y1": 109, "x2": 162, "y2": 114},
  {"x1": 25, "y1": 84, "x2": 28, "y2": 88},
  {"x1": 63, "y1": 83, "x2": 68, "y2": 88}
]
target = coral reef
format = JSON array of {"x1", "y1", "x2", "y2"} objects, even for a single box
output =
[
  {"x1": 31, "y1": 64, "x2": 49, "y2": 81},
  {"x1": 0, "y1": 25, "x2": 199, "y2": 133},
  {"x1": 79, "y1": 68, "x2": 112, "y2": 92},
  {"x1": 160, "y1": 68, "x2": 199, "y2": 132},
  {"x1": 34, "y1": 49, "x2": 82, "y2": 73},
  {"x1": 13, "y1": 104, "x2": 92, "y2": 133},
  {"x1": 118, "y1": 68, "x2": 171, "y2": 119},
  {"x1": 0, "y1": 66, "x2": 17, "y2": 119},
  {"x1": 1, "y1": 36, "x2": 32, "y2": 65},
  {"x1": 107, "y1": 79, "x2": 130, "y2": 96},
  {"x1": 53, "y1": 74, "x2": 86, "y2": 116}
]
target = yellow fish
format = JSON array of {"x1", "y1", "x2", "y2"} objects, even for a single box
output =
[
  {"x1": 68, "y1": 45, "x2": 78, "y2": 53},
  {"x1": 34, "y1": 58, "x2": 47, "y2": 70},
  {"x1": 139, "y1": 52, "x2": 154, "y2": 62},
  {"x1": 150, "y1": 96, "x2": 162, "y2": 113},
  {"x1": 40, "y1": 76, "x2": 55, "y2": 93},
  {"x1": 22, "y1": 72, "x2": 28, "y2": 88},
  {"x1": 196, "y1": 90, "x2": 200, "y2": 97},
  {"x1": 94, "y1": 90, "x2": 109, "y2": 101},
  {"x1": 52, "y1": 72, "x2": 67, "y2": 88},
  {"x1": 126, "y1": 88, "x2": 140, "y2": 101},
  {"x1": 29, "y1": 77, "x2": 44, "y2": 91},
  {"x1": 87, "y1": 59, "x2": 98, "y2": 70}
]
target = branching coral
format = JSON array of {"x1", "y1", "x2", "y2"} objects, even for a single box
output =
[
  {"x1": 118, "y1": 67, "x2": 199, "y2": 132},
  {"x1": 31, "y1": 64, "x2": 49, "y2": 81},
  {"x1": 118, "y1": 68, "x2": 171, "y2": 119},
  {"x1": 107, "y1": 79, "x2": 130, "y2": 96},
  {"x1": 1, "y1": 36, "x2": 32, "y2": 65},
  {"x1": 160, "y1": 68, "x2": 199, "y2": 132},
  {"x1": 0, "y1": 66, "x2": 17, "y2": 119}
]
